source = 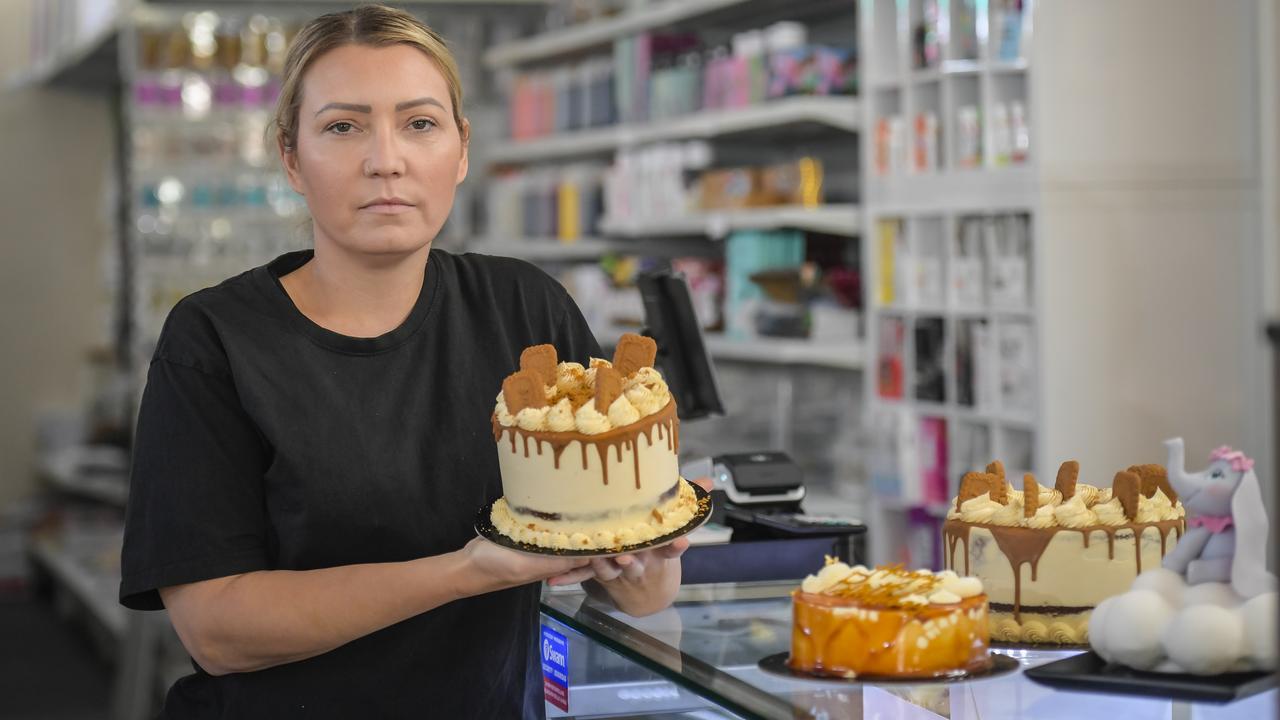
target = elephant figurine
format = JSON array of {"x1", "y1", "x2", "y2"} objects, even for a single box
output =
[{"x1": 1162, "y1": 437, "x2": 1276, "y2": 598}]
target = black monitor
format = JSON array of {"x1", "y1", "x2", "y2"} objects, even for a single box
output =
[{"x1": 637, "y1": 270, "x2": 725, "y2": 421}]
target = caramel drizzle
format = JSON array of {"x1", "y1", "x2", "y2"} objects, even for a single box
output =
[
  {"x1": 986, "y1": 526, "x2": 1056, "y2": 623},
  {"x1": 493, "y1": 400, "x2": 678, "y2": 489},
  {"x1": 942, "y1": 518, "x2": 1186, "y2": 623}
]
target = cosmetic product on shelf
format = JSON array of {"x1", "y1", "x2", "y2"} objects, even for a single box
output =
[
  {"x1": 956, "y1": 105, "x2": 982, "y2": 169},
  {"x1": 724, "y1": 230, "x2": 805, "y2": 339},
  {"x1": 875, "y1": 315, "x2": 905, "y2": 400},
  {"x1": 913, "y1": 317, "x2": 946, "y2": 403}
]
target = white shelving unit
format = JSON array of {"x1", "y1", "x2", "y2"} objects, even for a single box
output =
[
  {"x1": 859, "y1": 0, "x2": 1274, "y2": 568},
  {"x1": 489, "y1": 96, "x2": 859, "y2": 164},
  {"x1": 595, "y1": 324, "x2": 864, "y2": 371},
  {"x1": 30, "y1": 537, "x2": 128, "y2": 640},
  {"x1": 600, "y1": 204, "x2": 860, "y2": 239},
  {"x1": 860, "y1": 0, "x2": 1041, "y2": 567},
  {"x1": 484, "y1": 0, "x2": 764, "y2": 68},
  {"x1": 480, "y1": 0, "x2": 864, "y2": 385}
]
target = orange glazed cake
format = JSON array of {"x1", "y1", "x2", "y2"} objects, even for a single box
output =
[
  {"x1": 790, "y1": 560, "x2": 991, "y2": 679},
  {"x1": 489, "y1": 334, "x2": 699, "y2": 551},
  {"x1": 943, "y1": 461, "x2": 1185, "y2": 644}
]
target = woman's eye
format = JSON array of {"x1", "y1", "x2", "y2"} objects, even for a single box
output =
[
  {"x1": 327, "y1": 122, "x2": 354, "y2": 134},
  {"x1": 410, "y1": 118, "x2": 436, "y2": 131}
]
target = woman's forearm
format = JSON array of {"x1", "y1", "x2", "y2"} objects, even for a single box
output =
[
  {"x1": 162, "y1": 537, "x2": 587, "y2": 676},
  {"x1": 164, "y1": 551, "x2": 474, "y2": 675}
]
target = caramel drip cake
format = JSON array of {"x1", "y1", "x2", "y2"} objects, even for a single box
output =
[
  {"x1": 490, "y1": 334, "x2": 699, "y2": 550},
  {"x1": 942, "y1": 460, "x2": 1185, "y2": 644},
  {"x1": 790, "y1": 560, "x2": 992, "y2": 679}
]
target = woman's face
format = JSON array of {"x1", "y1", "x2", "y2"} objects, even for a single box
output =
[{"x1": 283, "y1": 43, "x2": 468, "y2": 259}]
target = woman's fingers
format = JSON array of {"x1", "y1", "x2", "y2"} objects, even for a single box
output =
[
  {"x1": 589, "y1": 557, "x2": 623, "y2": 582},
  {"x1": 548, "y1": 566, "x2": 596, "y2": 586},
  {"x1": 655, "y1": 537, "x2": 690, "y2": 560}
]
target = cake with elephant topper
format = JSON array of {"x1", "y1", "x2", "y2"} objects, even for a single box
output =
[
  {"x1": 489, "y1": 333, "x2": 700, "y2": 551},
  {"x1": 1088, "y1": 438, "x2": 1278, "y2": 674},
  {"x1": 943, "y1": 459, "x2": 1186, "y2": 644}
]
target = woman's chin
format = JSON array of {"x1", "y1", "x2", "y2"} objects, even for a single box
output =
[{"x1": 331, "y1": 229, "x2": 435, "y2": 258}]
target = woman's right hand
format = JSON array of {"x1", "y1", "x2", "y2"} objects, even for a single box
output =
[{"x1": 457, "y1": 537, "x2": 590, "y2": 596}]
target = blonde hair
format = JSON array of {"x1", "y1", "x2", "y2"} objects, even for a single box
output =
[{"x1": 273, "y1": 4, "x2": 466, "y2": 154}]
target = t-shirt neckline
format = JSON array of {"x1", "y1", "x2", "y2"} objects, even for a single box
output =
[{"x1": 254, "y1": 248, "x2": 440, "y2": 355}]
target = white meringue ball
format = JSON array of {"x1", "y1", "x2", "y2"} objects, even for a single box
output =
[
  {"x1": 1103, "y1": 590, "x2": 1173, "y2": 670},
  {"x1": 1241, "y1": 593, "x2": 1278, "y2": 669},
  {"x1": 1182, "y1": 582, "x2": 1243, "y2": 609},
  {"x1": 1131, "y1": 568, "x2": 1187, "y2": 607},
  {"x1": 1163, "y1": 605, "x2": 1244, "y2": 675},
  {"x1": 1088, "y1": 597, "x2": 1115, "y2": 661}
]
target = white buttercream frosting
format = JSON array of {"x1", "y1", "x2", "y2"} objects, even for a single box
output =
[
  {"x1": 1092, "y1": 498, "x2": 1129, "y2": 526},
  {"x1": 573, "y1": 403, "x2": 611, "y2": 435},
  {"x1": 1054, "y1": 494, "x2": 1100, "y2": 528},
  {"x1": 546, "y1": 398, "x2": 575, "y2": 432},
  {"x1": 515, "y1": 406, "x2": 548, "y2": 432},
  {"x1": 607, "y1": 394, "x2": 641, "y2": 428}
]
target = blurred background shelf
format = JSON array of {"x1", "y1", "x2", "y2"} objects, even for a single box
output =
[
  {"x1": 489, "y1": 96, "x2": 859, "y2": 164},
  {"x1": 599, "y1": 204, "x2": 861, "y2": 239},
  {"x1": 596, "y1": 324, "x2": 863, "y2": 371},
  {"x1": 29, "y1": 538, "x2": 127, "y2": 641}
]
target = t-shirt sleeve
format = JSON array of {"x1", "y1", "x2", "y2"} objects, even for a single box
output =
[{"x1": 120, "y1": 343, "x2": 271, "y2": 611}]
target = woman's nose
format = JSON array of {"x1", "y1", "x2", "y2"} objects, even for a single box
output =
[{"x1": 363, "y1": 128, "x2": 406, "y2": 178}]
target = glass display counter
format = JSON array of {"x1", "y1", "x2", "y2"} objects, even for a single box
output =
[{"x1": 539, "y1": 581, "x2": 1278, "y2": 720}]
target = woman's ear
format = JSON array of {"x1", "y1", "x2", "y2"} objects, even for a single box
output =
[
  {"x1": 280, "y1": 138, "x2": 305, "y2": 196},
  {"x1": 455, "y1": 118, "x2": 471, "y2": 185}
]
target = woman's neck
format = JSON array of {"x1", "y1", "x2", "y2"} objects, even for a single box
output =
[{"x1": 280, "y1": 242, "x2": 431, "y2": 338}]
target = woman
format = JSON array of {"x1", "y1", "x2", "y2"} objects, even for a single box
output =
[{"x1": 120, "y1": 6, "x2": 688, "y2": 718}]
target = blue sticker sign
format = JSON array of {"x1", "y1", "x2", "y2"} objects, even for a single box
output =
[{"x1": 540, "y1": 624, "x2": 569, "y2": 712}]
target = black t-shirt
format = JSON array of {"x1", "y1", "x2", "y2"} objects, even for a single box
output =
[{"x1": 120, "y1": 249, "x2": 601, "y2": 719}]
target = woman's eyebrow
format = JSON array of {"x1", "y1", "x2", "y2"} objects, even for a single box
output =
[
  {"x1": 313, "y1": 98, "x2": 445, "y2": 116},
  {"x1": 395, "y1": 97, "x2": 445, "y2": 112},
  {"x1": 315, "y1": 102, "x2": 371, "y2": 116}
]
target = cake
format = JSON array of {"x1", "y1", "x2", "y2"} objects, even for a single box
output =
[
  {"x1": 943, "y1": 460, "x2": 1185, "y2": 645},
  {"x1": 789, "y1": 559, "x2": 991, "y2": 679},
  {"x1": 1089, "y1": 439, "x2": 1277, "y2": 674},
  {"x1": 489, "y1": 334, "x2": 700, "y2": 550}
]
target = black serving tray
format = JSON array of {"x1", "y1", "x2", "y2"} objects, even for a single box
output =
[
  {"x1": 1024, "y1": 651, "x2": 1278, "y2": 704},
  {"x1": 475, "y1": 481, "x2": 712, "y2": 558},
  {"x1": 757, "y1": 651, "x2": 1020, "y2": 685}
]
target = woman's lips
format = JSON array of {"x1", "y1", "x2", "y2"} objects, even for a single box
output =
[{"x1": 361, "y1": 202, "x2": 415, "y2": 215}]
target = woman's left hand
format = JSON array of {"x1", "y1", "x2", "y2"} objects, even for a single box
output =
[
  {"x1": 548, "y1": 537, "x2": 691, "y2": 588},
  {"x1": 547, "y1": 476, "x2": 712, "y2": 616}
]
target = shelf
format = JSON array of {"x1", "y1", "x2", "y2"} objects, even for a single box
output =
[
  {"x1": 6, "y1": 19, "x2": 120, "y2": 91},
  {"x1": 490, "y1": 96, "x2": 859, "y2": 164},
  {"x1": 703, "y1": 335, "x2": 864, "y2": 370},
  {"x1": 42, "y1": 469, "x2": 129, "y2": 508},
  {"x1": 989, "y1": 58, "x2": 1030, "y2": 74},
  {"x1": 484, "y1": 0, "x2": 754, "y2": 68},
  {"x1": 473, "y1": 237, "x2": 716, "y2": 260},
  {"x1": 864, "y1": 167, "x2": 1037, "y2": 213},
  {"x1": 30, "y1": 538, "x2": 127, "y2": 639},
  {"x1": 871, "y1": 496, "x2": 952, "y2": 518},
  {"x1": 600, "y1": 204, "x2": 861, "y2": 239},
  {"x1": 38, "y1": 450, "x2": 129, "y2": 508},
  {"x1": 598, "y1": 327, "x2": 864, "y2": 371},
  {"x1": 874, "y1": 305, "x2": 1035, "y2": 319},
  {"x1": 940, "y1": 59, "x2": 983, "y2": 76}
]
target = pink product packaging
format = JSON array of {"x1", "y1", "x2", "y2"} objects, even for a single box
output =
[
  {"x1": 919, "y1": 416, "x2": 949, "y2": 504},
  {"x1": 767, "y1": 46, "x2": 856, "y2": 99}
]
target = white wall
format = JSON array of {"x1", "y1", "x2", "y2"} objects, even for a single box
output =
[
  {"x1": 1035, "y1": 1, "x2": 1271, "y2": 486},
  {"x1": 0, "y1": 9, "x2": 115, "y2": 507}
]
